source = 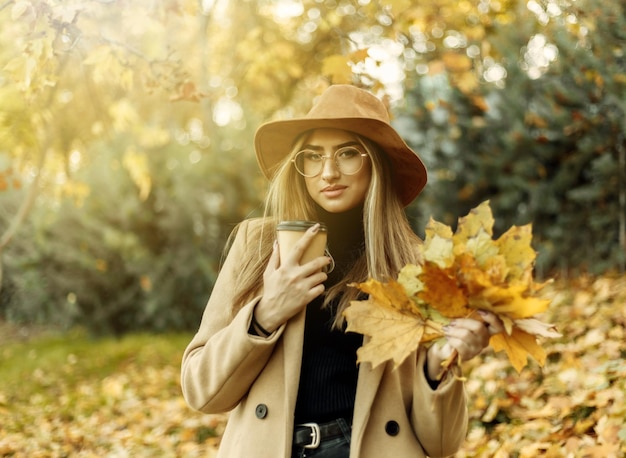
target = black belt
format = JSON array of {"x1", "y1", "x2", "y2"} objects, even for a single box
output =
[{"x1": 294, "y1": 419, "x2": 346, "y2": 449}]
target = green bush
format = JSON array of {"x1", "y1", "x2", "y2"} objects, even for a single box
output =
[{"x1": 3, "y1": 132, "x2": 262, "y2": 335}]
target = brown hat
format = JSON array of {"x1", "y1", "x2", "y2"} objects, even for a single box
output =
[{"x1": 254, "y1": 84, "x2": 427, "y2": 207}]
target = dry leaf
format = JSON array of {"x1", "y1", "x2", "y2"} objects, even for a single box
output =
[
  {"x1": 344, "y1": 299, "x2": 426, "y2": 369},
  {"x1": 489, "y1": 327, "x2": 547, "y2": 373},
  {"x1": 344, "y1": 200, "x2": 560, "y2": 374},
  {"x1": 418, "y1": 262, "x2": 472, "y2": 317},
  {"x1": 514, "y1": 318, "x2": 562, "y2": 338},
  {"x1": 344, "y1": 279, "x2": 442, "y2": 369}
]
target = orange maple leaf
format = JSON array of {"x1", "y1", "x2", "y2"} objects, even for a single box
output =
[
  {"x1": 489, "y1": 327, "x2": 547, "y2": 373},
  {"x1": 417, "y1": 261, "x2": 472, "y2": 318}
]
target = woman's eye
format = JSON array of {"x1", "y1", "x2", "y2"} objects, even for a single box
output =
[
  {"x1": 304, "y1": 152, "x2": 323, "y2": 161},
  {"x1": 337, "y1": 147, "x2": 360, "y2": 159}
]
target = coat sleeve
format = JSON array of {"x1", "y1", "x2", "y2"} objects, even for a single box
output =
[
  {"x1": 180, "y1": 219, "x2": 284, "y2": 413},
  {"x1": 411, "y1": 349, "x2": 468, "y2": 458}
]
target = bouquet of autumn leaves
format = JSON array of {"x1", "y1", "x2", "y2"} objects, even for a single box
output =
[{"x1": 343, "y1": 201, "x2": 561, "y2": 378}]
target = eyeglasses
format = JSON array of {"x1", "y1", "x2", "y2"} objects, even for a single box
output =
[{"x1": 292, "y1": 146, "x2": 369, "y2": 177}]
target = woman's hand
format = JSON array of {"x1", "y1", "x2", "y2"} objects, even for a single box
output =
[
  {"x1": 426, "y1": 310, "x2": 504, "y2": 382},
  {"x1": 253, "y1": 224, "x2": 331, "y2": 333}
]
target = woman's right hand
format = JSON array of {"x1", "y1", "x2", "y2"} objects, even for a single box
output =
[{"x1": 253, "y1": 224, "x2": 331, "y2": 332}]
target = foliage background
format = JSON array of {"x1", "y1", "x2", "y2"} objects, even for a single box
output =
[{"x1": 0, "y1": 0, "x2": 624, "y2": 333}]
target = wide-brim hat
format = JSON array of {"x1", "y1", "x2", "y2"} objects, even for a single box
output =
[{"x1": 254, "y1": 84, "x2": 427, "y2": 207}]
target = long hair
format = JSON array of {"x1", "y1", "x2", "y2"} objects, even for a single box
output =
[{"x1": 228, "y1": 131, "x2": 423, "y2": 327}]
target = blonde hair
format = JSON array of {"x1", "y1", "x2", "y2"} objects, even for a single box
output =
[{"x1": 229, "y1": 131, "x2": 423, "y2": 327}]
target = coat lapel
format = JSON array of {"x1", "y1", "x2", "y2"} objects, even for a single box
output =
[
  {"x1": 282, "y1": 309, "x2": 307, "y2": 418},
  {"x1": 351, "y1": 336, "x2": 385, "y2": 448}
]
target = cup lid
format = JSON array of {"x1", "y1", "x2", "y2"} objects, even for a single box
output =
[{"x1": 276, "y1": 220, "x2": 327, "y2": 232}]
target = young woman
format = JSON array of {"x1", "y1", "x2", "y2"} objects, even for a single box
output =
[{"x1": 181, "y1": 85, "x2": 502, "y2": 458}]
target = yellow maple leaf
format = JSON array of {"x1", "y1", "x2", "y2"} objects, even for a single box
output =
[
  {"x1": 474, "y1": 283, "x2": 551, "y2": 318},
  {"x1": 463, "y1": 228, "x2": 500, "y2": 268},
  {"x1": 344, "y1": 299, "x2": 426, "y2": 369},
  {"x1": 397, "y1": 264, "x2": 424, "y2": 299},
  {"x1": 481, "y1": 254, "x2": 509, "y2": 284},
  {"x1": 353, "y1": 278, "x2": 417, "y2": 314},
  {"x1": 489, "y1": 327, "x2": 547, "y2": 373},
  {"x1": 398, "y1": 264, "x2": 452, "y2": 323},
  {"x1": 496, "y1": 224, "x2": 536, "y2": 282},
  {"x1": 453, "y1": 200, "x2": 494, "y2": 246},
  {"x1": 423, "y1": 218, "x2": 455, "y2": 268},
  {"x1": 344, "y1": 280, "x2": 442, "y2": 369}
]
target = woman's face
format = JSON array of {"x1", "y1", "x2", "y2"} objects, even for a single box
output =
[{"x1": 299, "y1": 128, "x2": 372, "y2": 213}]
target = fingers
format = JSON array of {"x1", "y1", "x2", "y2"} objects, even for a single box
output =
[
  {"x1": 443, "y1": 318, "x2": 490, "y2": 361},
  {"x1": 477, "y1": 310, "x2": 505, "y2": 335},
  {"x1": 275, "y1": 223, "x2": 332, "y2": 273},
  {"x1": 442, "y1": 310, "x2": 507, "y2": 362},
  {"x1": 258, "y1": 262, "x2": 327, "y2": 328},
  {"x1": 282, "y1": 223, "x2": 322, "y2": 265},
  {"x1": 262, "y1": 240, "x2": 281, "y2": 281},
  {"x1": 444, "y1": 318, "x2": 490, "y2": 344},
  {"x1": 268, "y1": 240, "x2": 280, "y2": 268},
  {"x1": 257, "y1": 225, "x2": 333, "y2": 329}
]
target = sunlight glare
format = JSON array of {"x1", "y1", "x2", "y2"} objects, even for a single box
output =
[
  {"x1": 271, "y1": 0, "x2": 304, "y2": 22},
  {"x1": 213, "y1": 97, "x2": 244, "y2": 127},
  {"x1": 349, "y1": 36, "x2": 406, "y2": 101},
  {"x1": 523, "y1": 34, "x2": 559, "y2": 79},
  {"x1": 69, "y1": 150, "x2": 82, "y2": 173}
]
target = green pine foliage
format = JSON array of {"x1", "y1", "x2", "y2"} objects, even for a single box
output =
[{"x1": 402, "y1": 0, "x2": 626, "y2": 276}]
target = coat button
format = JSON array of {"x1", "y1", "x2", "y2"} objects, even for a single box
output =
[
  {"x1": 255, "y1": 404, "x2": 268, "y2": 419},
  {"x1": 385, "y1": 420, "x2": 400, "y2": 436}
]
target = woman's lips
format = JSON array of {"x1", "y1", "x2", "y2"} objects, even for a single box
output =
[{"x1": 321, "y1": 185, "x2": 347, "y2": 197}]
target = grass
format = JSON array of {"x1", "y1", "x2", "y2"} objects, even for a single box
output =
[
  {"x1": 0, "y1": 328, "x2": 225, "y2": 457},
  {"x1": 1, "y1": 329, "x2": 189, "y2": 403}
]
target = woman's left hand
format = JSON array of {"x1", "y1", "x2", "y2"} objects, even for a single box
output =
[{"x1": 425, "y1": 310, "x2": 504, "y2": 382}]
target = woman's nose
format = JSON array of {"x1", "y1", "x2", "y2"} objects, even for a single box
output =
[{"x1": 320, "y1": 155, "x2": 340, "y2": 180}]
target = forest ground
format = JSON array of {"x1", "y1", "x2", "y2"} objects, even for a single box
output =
[{"x1": 1, "y1": 274, "x2": 624, "y2": 457}]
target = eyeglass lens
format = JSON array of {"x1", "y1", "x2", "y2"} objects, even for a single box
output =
[{"x1": 293, "y1": 147, "x2": 365, "y2": 177}]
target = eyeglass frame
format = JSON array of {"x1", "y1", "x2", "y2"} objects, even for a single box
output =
[{"x1": 291, "y1": 145, "x2": 370, "y2": 177}]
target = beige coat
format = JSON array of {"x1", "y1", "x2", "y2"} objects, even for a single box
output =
[{"x1": 181, "y1": 219, "x2": 468, "y2": 458}]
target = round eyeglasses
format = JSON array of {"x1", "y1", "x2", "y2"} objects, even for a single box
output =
[{"x1": 292, "y1": 146, "x2": 369, "y2": 177}]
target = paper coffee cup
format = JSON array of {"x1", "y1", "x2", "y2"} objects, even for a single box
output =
[{"x1": 276, "y1": 220, "x2": 327, "y2": 266}]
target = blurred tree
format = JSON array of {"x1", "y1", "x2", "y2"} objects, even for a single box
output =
[
  {"x1": 395, "y1": 0, "x2": 626, "y2": 275},
  {"x1": 1, "y1": 0, "x2": 624, "y2": 333},
  {"x1": 0, "y1": 0, "x2": 267, "y2": 331}
]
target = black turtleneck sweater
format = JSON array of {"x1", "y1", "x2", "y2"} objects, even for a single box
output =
[{"x1": 293, "y1": 204, "x2": 365, "y2": 425}]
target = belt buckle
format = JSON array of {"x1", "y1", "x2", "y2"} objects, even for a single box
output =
[{"x1": 300, "y1": 422, "x2": 321, "y2": 449}]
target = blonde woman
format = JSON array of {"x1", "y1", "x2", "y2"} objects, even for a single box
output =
[{"x1": 181, "y1": 85, "x2": 502, "y2": 458}]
